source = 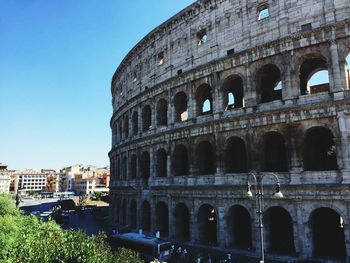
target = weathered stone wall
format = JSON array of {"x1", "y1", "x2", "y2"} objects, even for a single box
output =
[{"x1": 109, "y1": 0, "x2": 350, "y2": 261}]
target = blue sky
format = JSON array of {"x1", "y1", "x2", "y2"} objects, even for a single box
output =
[{"x1": 0, "y1": 1, "x2": 194, "y2": 171}]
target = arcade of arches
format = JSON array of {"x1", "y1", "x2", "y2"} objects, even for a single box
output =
[{"x1": 112, "y1": 198, "x2": 349, "y2": 261}]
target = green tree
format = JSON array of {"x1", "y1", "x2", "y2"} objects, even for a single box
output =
[{"x1": 0, "y1": 194, "x2": 143, "y2": 263}]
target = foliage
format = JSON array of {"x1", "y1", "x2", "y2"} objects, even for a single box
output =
[
  {"x1": 0, "y1": 194, "x2": 143, "y2": 263},
  {"x1": 78, "y1": 195, "x2": 88, "y2": 207},
  {"x1": 92, "y1": 192, "x2": 103, "y2": 200}
]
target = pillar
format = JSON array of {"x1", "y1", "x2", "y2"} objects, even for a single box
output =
[{"x1": 337, "y1": 112, "x2": 350, "y2": 183}]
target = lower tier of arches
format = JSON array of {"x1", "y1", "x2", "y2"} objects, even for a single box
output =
[{"x1": 109, "y1": 193, "x2": 350, "y2": 262}]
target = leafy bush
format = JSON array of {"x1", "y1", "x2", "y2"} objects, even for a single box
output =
[{"x1": 0, "y1": 194, "x2": 143, "y2": 263}]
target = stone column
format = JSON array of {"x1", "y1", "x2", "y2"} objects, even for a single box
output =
[
  {"x1": 211, "y1": 72, "x2": 223, "y2": 118},
  {"x1": 296, "y1": 203, "x2": 312, "y2": 259},
  {"x1": 190, "y1": 205, "x2": 197, "y2": 243},
  {"x1": 187, "y1": 82, "x2": 196, "y2": 120},
  {"x1": 167, "y1": 147, "x2": 172, "y2": 178},
  {"x1": 150, "y1": 147, "x2": 155, "y2": 179},
  {"x1": 151, "y1": 99, "x2": 156, "y2": 130},
  {"x1": 282, "y1": 51, "x2": 299, "y2": 102},
  {"x1": 150, "y1": 199, "x2": 156, "y2": 234},
  {"x1": 215, "y1": 136, "x2": 224, "y2": 176},
  {"x1": 168, "y1": 90, "x2": 174, "y2": 125},
  {"x1": 168, "y1": 197, "x2": 174, "y2": 239},
  {"x1": 329, "y1": 35, "x2": 345, "y2": 93},
  {"x1": 126, "y1": 152, "x2": 131, "y2": 180},
  {"x1": 137, "y1": 105, "x2": 142, "y2": 136},
  {"x1": 244, "y1": 62, "x2": 258, "y2": 108},
  {"x1": 217, "y1": 205, "x2": 226, "y2": 249},
  {"x1": 337, "y1": 112, "x2": 350, "y2": 183}
]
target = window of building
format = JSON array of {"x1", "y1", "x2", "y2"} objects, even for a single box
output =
[
  {"x1": 133, "y1": 72, "x2": 137, "y2": 82},
  {"x1": 158, "y1": 52, "x2": 164, "y2": 65},
  {"x1": 197, "y1": 29, "x2": 208, "y2": 46},
  {"x1": 258, "y1": 4, "x2": 269, "y2": 20}
]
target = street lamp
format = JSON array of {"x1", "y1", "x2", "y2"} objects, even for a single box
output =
[{"x1": 246, "y1": 170, "x2": 284, "y2": 263}]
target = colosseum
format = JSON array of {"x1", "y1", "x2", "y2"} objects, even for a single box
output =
[{"x1": 109, "y1": 0, "x2": 350, "y2": 261}]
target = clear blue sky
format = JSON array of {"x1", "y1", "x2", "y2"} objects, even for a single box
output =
[{"x1": 0, "y1": 0, "x2": 194, "y2": 171}]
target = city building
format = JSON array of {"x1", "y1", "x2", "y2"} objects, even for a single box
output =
[
  {"x1": 16, "y1": 169, "x2": 47, "y2": 194},
  {"x1": 74, "y1": 174, "x2": 97, "y2": 196},
  {"x1": 42, "y1": 169, "x2": 60, "y2": 193},
  {"x1": 0, "y1": 163, "x2": 11, "y2": 193},
  {"x1": 109, "y1": 0, "x2": 350, "y2": 262}
]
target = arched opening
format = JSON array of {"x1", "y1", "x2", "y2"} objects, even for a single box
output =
[
  {"x1": 142, "y1": 105, "x2": 152, "y2": 131},
  {"x1": 303, "y1": 127, "x2": 337, "y2": 171},
  {"x1": 299, "y1": 56, "x2": 329, "y2": 95},
  {"x1": 226, "y1": 205, "x2": 252, "y2": 250},
  {"x1": 172, "y1": 144, "x2": 189, "y2": 176},
  {"x1": 141, "y1": 200, "x2": 151, "y2": 233},
  {"x1": 156, "y1": 202, "x2": 169, "y2": 237},
  {"x1": 113, "y1": 124, "x2": 118, "y2": 143},
  {"x1": 264, "y1": 207, "x2": 295, "y2": 255},
  {"x1": 257, "y1": 64, "x2": 282, "y2": 103},
  {"x1": 175, "y1": 203, "x2": 190, "y2": 241},
  {"x1": 198, "y1": 204, "x2": 217, "y2": 246},
  {"x1": 196, "y1": 141, "x2": 215, "y2": 175},
  {"x1": 156, "y1": 99, "x2": 168, "y2": 126},
  {"x1": 262, "y1": 132, "x2": 288, "y2": 172},
  {"x1": 174, "y1": 92, "x2": 188, "y2": 122},
  {"x1": 122, "y1": 156, "x2": 127, "y2": 179},
  {"x1": 124, "y1": 115, "x2": 129, "y2": 139},
  {"x1": 130, "y1": 199, "x2": 137, "y2": 230},
  {"x1": 130, "y1": 154, "x2": 137, "y2": 179},
  {"x1": 224, "y1": 137, "x2": 247, "y2": 173},
  {"x1": 196, "y1": 84, "x2": 213, "y2": 115},
  {"x1": 222, "y1": 75, "x2": 244, "y2": 110},
  {"x1": 156, "y1": 148, "x2": 167, "y2": 177},
  {"x1": 140, "y1": 151, "x2": 150, "y2": 186},
  {"x1": 132, "y1": 111, "x2": 138, "y2": 136},
  {"x1": 122, "y1": 199, "x2": 127, "y2": 226},
  {"x1": 310, "y1": 208, "x2": 346, "y2": 260}
]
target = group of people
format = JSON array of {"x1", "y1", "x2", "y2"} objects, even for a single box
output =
[{"x1": 170, "y1": 245, "x2": 233, "y2": 263}]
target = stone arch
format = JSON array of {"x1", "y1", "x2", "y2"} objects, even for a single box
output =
[
  {"x1": 156, "y1": 98, "x2": 168, "y2": 126},
  {"x1": 156, "y1": 148, "x2": 167, "y2": 177},
  {"x1": 130, "y1": 199, "x2": 137, "y2": 230},
  {"x1": 224, "y1": 136, "x2": 247, "y2": 173},
  {"x1": 261, "y1": 131, "x2": 288, "y2": 172},
  {"x1": 256, "y1": 64, "x2": 282, "y2": 103},
  {"x1": 198, "y1": 204, "x2": 218, "y2": 246},
  {"x1": 156, "y1": 201, "x2": 169, "y2": 237},
  {"x1": 195, "y1": 83, "x2": 213, "y2": 115},
  {"x1": 299, "y1": 54, "x2": 330, "y2": 95},
  {"x1": 264, "y1": 206, "x2": 296, "y2": 255},
  {"x1": 174, "y1": 203, "x2": 190, "y2": 241},
  {"x1": 130, "y1": 154, "x2": 137, "y2": 179},
  {"x1": 132, "y1": 111, "x2": 138, "y2": 136},
  {"x1": 226, "y1": 205, "x2": 252, "y2": 250},
  {"x1": 140, "y1": 151, "x2": 150, "y2": 186},
  {"x1": 222, "y1": 75, "x2": 244, "y2": 110},
  {"x1": 303, "y1": 127, "x2": 337, "y2": 171},
  {"x1": 141, "y1": 200, "x2": 151, "y2": 232},
  {"x1": 195, "y1": 140, "x2": 215, "y2": 175},
  {"x1": 173, "y1": 91, "x2": 188, "y2": 122},
  {"x1": 310, "y1": 207, "x2": 347, "y2": 260},
  {"x1": 172, "y1": 144, "x2": 189, "y2": 176},
  {"x1": 142, "y1": 105, "x2": 152, "y2": 131}
]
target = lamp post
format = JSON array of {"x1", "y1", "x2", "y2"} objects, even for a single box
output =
[{"x1": 246, "y1": 170, "x2": 284, "y2": 263}]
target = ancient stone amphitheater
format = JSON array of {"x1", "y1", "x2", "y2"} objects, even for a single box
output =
[{"x1": 109, "y1": 0, "x2": 350, "y2": 261}]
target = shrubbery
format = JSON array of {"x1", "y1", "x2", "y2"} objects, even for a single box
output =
[{"x1": 0, "y1": 194, "x2": 143, "y2": 263}]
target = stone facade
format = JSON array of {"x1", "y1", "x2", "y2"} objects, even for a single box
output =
[{"x1": 109, "y1": 0, "x2": 350, "y2": 261}]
